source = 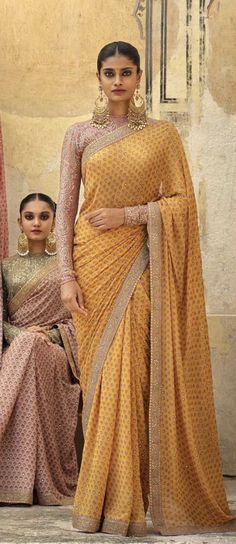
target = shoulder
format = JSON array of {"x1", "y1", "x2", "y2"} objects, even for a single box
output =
[
  {"x1": 147, "y1": 118, "x2": 182, "y2": 144},
  {"x1": 63, "y1": 120, "x2": 110, "y2": 157},
  {"x1": 62, "y1": 120, "x2": 91, "y2": 146},
  {"x1": 1, "y1": 254, "x2": 19, "y2": 274},
  {"x1": 64, "y1": 119, "x2": 92, "y2": 137},
  {"x1": 62, "y1": 120, "x2": 101, "y2": 155},
  {"x1": 147, "y1": 118, "x2": 179, "y2": 133},
  {"x1": 2, "y1": 254, "x2": 19, "y2": 266}
]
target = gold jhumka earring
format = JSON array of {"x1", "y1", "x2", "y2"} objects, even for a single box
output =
[
  {"x1": 91, "y1": 86, "x2": 110, "y2": 128},
  {"x1": 45, "y1": 230, "x2": 57, "y2": 255},
  {"x1": 17, "y1": 232, "x2": 29, "y2": 256},
  {"x1": 128, "y1": 84, "x2": 147, "y2": 131}
]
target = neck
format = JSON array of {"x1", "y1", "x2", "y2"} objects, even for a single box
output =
[
  {"x1": 108, "y1": 100, "x2": 129, "y2": 117},
  {"x1": 28, "y1": 240, "x2": 45, "y2": 254}
]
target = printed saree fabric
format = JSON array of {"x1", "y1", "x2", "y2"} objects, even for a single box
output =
[
  {"x1": 0, "y1": 254, "x2": 80, "y2": 504},
  {"x1": 68, "y1": 120, "x2": 234, "y2": 535}
]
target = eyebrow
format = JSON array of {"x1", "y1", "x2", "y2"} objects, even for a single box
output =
[
  {"x1": 23, "y1": 210, "x2": 50, "y2": 214},
  {"x1": 102, "y1": 66, "x2": 134, "y2": 71}
]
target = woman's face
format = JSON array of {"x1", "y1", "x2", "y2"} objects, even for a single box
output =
[
  {"x1": 98, "y1": 54, "x2": 142, "y2": 104},
  {"x1": 18, "y1": 200, "x2": 54, "y2": 243}
]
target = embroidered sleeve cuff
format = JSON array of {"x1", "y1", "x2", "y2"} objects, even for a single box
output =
[
  {"x1": 60, "y1": 269, "x2": 76, "y2": 285},
  {"x1": 124, "y1": 205, "x2": 148, "y2": 226}
]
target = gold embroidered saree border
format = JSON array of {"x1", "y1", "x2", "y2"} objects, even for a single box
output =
[
  {"x1": 148, "y1": 202, "x2": 164, "y2": 533},
  {"x1": 58, "y1": 323, "x2": 80, "y2": 380},
  {"x1": 81, "y1": 124, "x2": 133, "y2": 173},
  {"x1": 72, "y1": 513, "x2": 100, "y2": 532},
  {"x1": 155, "y1": 515, "x2": 236, "y2": 536},
  {"x1": 72, "y1": 513, "x2": 147, "y2": 537},
  {"x1": 0, "y1": 488, "x2": 33, "y2": 504},
  {"x1": 0, "y1": 488, "x2": 74, "y2": 506},
  {"x1": 38, "y1": 493, "x2": 74, "y2": 506},
  {"x1": 102, "y1": 517, "x2": 147, "y2": 537},
  {"x1": 82, "y1": 243, "x2": 149, "y2": 433},
  {"x1": 8, "y1": 257, "x2": 57, "y2": 317}
]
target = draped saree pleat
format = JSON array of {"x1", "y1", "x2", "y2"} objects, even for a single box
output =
[{"x1": 72, "y1": 121, "x2": 235, "y2": 536}]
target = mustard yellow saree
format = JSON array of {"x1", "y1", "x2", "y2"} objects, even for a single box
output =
[{"x1": 62, "y1": 120, "x2": 234, "y2": 536}]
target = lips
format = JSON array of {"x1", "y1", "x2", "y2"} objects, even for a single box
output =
[
  {"x1": 31, "y1": 230, "x2": 42, "y2": 233},
  {"x1": 112, "y1": 89, "x2": 126, "y2": 93}
]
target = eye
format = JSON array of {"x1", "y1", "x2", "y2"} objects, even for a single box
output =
[
  {"x1": 41, "y1": 213, "x2": 50, "y2": 221},
  {"x1": 103, "y1": 71, "x2": 114, "y2": 78},
  {"x1": 24, "y1": 214, "x2": 33, "y2": 220},
  {"x1": 122, "y1": 70, "x2": 132, "y2": 76}
]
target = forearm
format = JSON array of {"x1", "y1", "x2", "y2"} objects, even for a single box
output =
[
  {"x1": 56, "y1": 197, "x2": 77, "y2": 284},
  {"x1": 56, "y1": 125, "x2": 81, "y2": 284}
]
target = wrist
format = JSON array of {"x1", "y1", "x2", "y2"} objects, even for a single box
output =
[
  {"x1": 124, "y1": 205, "x2": 148, "y2": 226},
  {"x1": 121, "y1": 208, "x2": 125, "y2": 225},
  {"x1": 60, "y1": 269, "x2": 76, "y2": 285}
]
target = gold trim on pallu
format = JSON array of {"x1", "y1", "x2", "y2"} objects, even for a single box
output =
[
  {"x1": 147, "y1": 202, "x2": 163, "y2": 533},
  {"x1": 81, "y1": 125, "x2": 133, "y2": 171},
  {"x1": 82, "y1": 119, "x2": 158, "y2": 169},
  {"x1": 8, "y1": 258, "x2": 57, "y2": 317},
  {"x1": 58, "y1": 323, "x2": 80, "y2": 380},
  {"x1": 82, "y1": 243, "x2": 149, "y2": 433}
]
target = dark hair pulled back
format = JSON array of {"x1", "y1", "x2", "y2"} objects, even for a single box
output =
[
  {"x1": 97, "y1": 41, "x2": 140, "y2": 73},
  {"x1": 19, "y1": 193, "x2": 57, "y2": 215}
]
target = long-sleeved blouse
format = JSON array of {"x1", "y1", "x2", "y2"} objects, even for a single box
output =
[{"x1": 56, "y1": 116, "x2": 148, "y2": 284}]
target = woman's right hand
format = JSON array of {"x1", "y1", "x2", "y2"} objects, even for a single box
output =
[{"x1": 61, "y1": 281, "x2": 87, "y2": 316}]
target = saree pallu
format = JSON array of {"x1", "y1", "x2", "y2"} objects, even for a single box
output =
[
  {"x1": 0, "y1": 258, "x2": 80, "y2": 505},
  {"x1": 72, "y1": 121, "x2": 234, "y2": 535}
]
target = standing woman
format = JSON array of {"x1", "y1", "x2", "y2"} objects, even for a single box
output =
[
  {"x1": 57, "y1": 42, "x2": 234, "y2": 536},
  {"x1": 0, "y1": 193, "x2": 80, "y2": 505}
]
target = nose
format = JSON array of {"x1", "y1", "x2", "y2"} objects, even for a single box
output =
[
  {"x1": 33, "y1": 216, "x2": 41, "y2": 227},
  {"x1": 114, "y1": 73, "x2": 122, "y2": 86}
]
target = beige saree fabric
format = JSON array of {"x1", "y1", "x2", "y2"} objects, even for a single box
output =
[
  {"x1": 72, "y1": 121, "x2": 234, "y2": 536},
  {"x1": 0, "y1": 257, "x2": 80, "y2": 504}
]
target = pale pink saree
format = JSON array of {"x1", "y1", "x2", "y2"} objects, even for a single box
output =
[{"x1": 0, "y1": 256, "x2": 80, "y2": 505}]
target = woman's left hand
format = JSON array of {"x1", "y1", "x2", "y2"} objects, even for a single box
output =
[
  {"x1": 26, "y1": 325, "x2": 50, "y2": 343},
  {"x1": 86, "y1": 208, "x2": 125, "y2": 231}
]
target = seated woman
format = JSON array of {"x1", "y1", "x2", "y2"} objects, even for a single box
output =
[{"x1": 0, "y1": 193, "x2": 80, "y2": 505}]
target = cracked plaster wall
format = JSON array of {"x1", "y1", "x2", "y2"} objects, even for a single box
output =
[{"x1": 188, "y1": 0, "x2": 236, "y2": 473}]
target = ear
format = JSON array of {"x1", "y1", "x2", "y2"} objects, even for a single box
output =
[
  {"x1": 136, "y1": 69, "x2": 143, "y2": 85},
  {"x1": 96, "y1": 71, "x2": 101, "y2": 85},
  {"x1": 17, "y1": 217, "x2": 22, "y2": 231}
]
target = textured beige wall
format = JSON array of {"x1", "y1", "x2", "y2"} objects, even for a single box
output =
[
  {"x1": 188, "y1": 1, "x2": 236, "y2": 474},
  {"x1": 0, "y1": 0, "x2": 145, "y2": 249},
  {"x1": 1, "y1": 0, "x2": 235, "y2": 471}
]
